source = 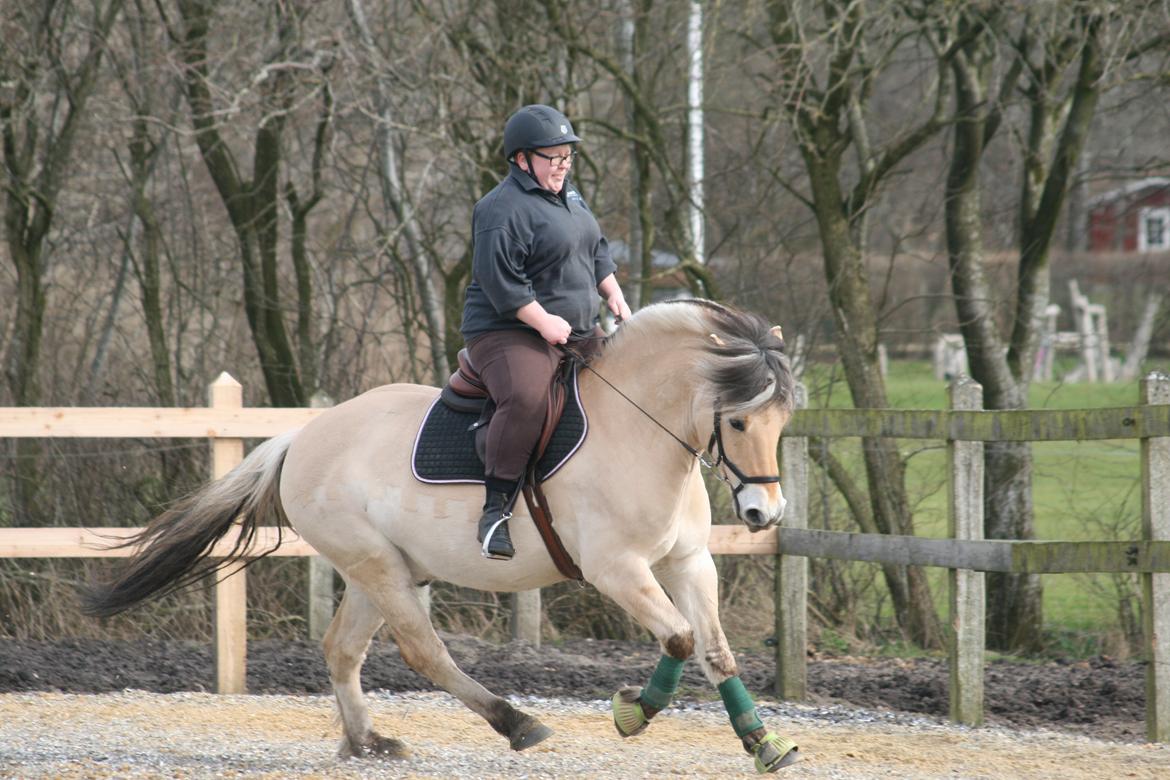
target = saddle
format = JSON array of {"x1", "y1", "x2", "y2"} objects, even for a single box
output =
[
  {"x1": 436, "y1": 348, "x2": 583, "y2": 581},
  {"x1": 440, "y1": 348, "x2": 491, "y2": 413}
]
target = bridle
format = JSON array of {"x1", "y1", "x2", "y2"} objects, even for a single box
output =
[
  {"x1": 704, "y1": 410, "x2": 783, "y2": 518},
  {"x1": 564, "y1": 344, "x2": 782, "y2": 516}
]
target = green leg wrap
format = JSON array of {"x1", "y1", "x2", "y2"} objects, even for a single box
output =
[
  {"x1": 640, "y1": 655, "x2": 686, "y2": 711},
  {"x1": 718, "y1": 676, "x2": 765, "y2": 738}
]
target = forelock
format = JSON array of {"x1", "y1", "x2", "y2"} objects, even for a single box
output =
[{"x1": 692, "y1": 302, "x2": 795, "y2": 414}]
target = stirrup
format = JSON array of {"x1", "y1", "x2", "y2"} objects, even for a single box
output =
[{"x1": 480, "y1": 512, "x2": 513, "y2": 560}]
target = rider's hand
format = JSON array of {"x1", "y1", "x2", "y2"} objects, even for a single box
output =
[
  {"x1": 607, "y1": 293, "x2": 632, "y2": 323},
  {"x1": 538, "y1": 313, "x2": 573, "y2": 345}
]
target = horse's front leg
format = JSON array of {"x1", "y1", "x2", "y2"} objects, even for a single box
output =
[
  {"x1": 587, "y1": 556, "x2": 699, "y2": 738},
  {"x1": 657, "y1": 549, "x2": 799, "y2": 773}
]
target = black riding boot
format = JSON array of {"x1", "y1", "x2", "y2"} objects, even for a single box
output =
[{"x1": 478, "y1": 478, "x2": 518, "y2": 560}]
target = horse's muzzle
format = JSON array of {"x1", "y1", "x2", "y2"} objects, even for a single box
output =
[{"x1": 738, "y1": 490, "x2": 786, "y2": 533}]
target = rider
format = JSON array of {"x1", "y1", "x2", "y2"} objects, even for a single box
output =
[{"x1": 461, "y1": 103, "x2": 631, "y2": 561}]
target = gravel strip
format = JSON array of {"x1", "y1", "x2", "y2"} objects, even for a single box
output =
[{"x1": 1, "y1": 690, "x2": 1166, "y2": 779}]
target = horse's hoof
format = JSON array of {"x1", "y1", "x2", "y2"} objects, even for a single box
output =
[
  {"x1": 339, "y1": 733, "x2": 410, "y2": 760},
  {"x1": 509, "y1": 721, "x2": 553, "y2": 751},
  {"x1": 751, "y1": 732, "x2": 799, "y2": 773},
  {"x1": 611, "y1": 686, "x2": 650, "y2": 738}
]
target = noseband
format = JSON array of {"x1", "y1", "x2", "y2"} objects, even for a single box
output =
[{"x1": 703, "y1": 411, "x2": 782, "y2": 518}]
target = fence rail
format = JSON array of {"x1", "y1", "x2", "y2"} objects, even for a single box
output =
[
  {"x1": 1, "y1": 371, "x2": 1168, "y2": 741},
  {"x1": 785, "y1": 404, "x2": 1170, "y2": 440}
]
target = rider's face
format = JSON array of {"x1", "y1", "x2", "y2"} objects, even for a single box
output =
[{"x1": 518, "y1": 144, "x2": 574, "y2": 193}]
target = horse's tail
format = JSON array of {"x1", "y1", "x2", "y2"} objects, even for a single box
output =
[{"x1": 81, "y1": 429, "x2": 298, "y2": 618}]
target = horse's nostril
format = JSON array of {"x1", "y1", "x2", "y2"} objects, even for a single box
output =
[{"x1": 744, "y1": 508, "x2": 765, "y2": 527}]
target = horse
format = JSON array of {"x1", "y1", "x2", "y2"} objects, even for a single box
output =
[{"x1": 82, "y1": 298, "x2": 801, "y2": 773}]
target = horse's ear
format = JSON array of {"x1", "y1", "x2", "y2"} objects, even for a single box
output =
[
  {"x1": 709, "y1": 333, "x2": 726, "y2": 347},
  {"x1": 770, "y1": 325, "x2": 784, "y2": 341}
]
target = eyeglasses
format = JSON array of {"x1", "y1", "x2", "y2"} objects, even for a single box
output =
[{"x1": 530, "y1": 149, "x2": 578, "y2": 167}]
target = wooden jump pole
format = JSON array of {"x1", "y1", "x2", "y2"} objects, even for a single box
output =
[
  {"x1": 210, "y1": 373, "x2": 247, "y2": 694},
  {"x1": 948, "y1": 377, "x2": 984, "y2": 725}
]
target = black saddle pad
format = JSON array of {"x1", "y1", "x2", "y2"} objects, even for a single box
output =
[{"x1": 411, "y1": 365, "x2": 587, "y2": 484}]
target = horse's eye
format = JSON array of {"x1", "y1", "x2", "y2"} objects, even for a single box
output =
[{"x1": 729, "y1": 418, "x2": 746, "y2": 432}]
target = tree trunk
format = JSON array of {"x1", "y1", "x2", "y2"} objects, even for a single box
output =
[
  {"x1": 765, "y1": 0, "x2": 947, "y2": 649},
  {"x1": 1005, "y1": 14, "x2": 1102, "y2": 652},
  {"x1": 176, "y1": 0, "x2": 306, "y2": 407},
  {"x1": 945, "y1": 9, "x2": 1103, "y2": 652},
  {"x1": 945, "y1": 31, "x2": 1044, "y2": 653},
  {"x1": 347, "y1": 0, "x2": 449, "y2": 383},
  {"x1": 804, "y1": 143, "x2": 941, "y2": 649},
  {"x1": 621, "y1": 0, "x2": 655, "y2": 311}
]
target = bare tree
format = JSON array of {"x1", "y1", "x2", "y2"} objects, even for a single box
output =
[
  {"x1": 551, "y1": 1, "x2": 721, "y2": 298},
  {"x1": 1, "y1": 0, "x2": 126, "y2": 520},
  {"x1": 758, "y1": 0, "x2": 952, "y2": 647},
  {"x1": 942, "y1": 2, "x2": 1167, "y2": 651},
  {"x1": 345, "y1": 0, "x2": 449, "y2": 382},
  {"x1": 163, "y1": 0, "x2": 335, "y2": 406}
]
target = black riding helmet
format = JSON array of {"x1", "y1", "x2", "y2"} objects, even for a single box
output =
[
  {"x1": 503, "y1": 104, "x2": 581, "y2": 159},
  {"x1": 503, "y1": 105, "x2": 581, "y2": 188}
]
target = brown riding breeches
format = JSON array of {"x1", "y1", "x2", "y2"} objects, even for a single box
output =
[
  {"x1": 466, "y1": 327, "x2": 601, "y2": 482},
  {"x1": 466, "y1": 329, "x2": 561, "y2": 482}
]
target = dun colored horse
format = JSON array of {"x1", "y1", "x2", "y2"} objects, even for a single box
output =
[{"x1": 84, "y1": 299, "x2": 800, "y2": 773}]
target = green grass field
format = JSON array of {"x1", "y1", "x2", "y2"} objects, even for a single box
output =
[{"x1": 799, "y1": 359, "x2": 1162, "y2": 655}]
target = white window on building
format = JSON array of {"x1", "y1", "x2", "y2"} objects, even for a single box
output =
[{"x1": 1138, "y1": 207, "x2": 1170, "y2": 252}]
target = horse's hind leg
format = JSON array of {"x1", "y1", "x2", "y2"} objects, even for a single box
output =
[
  {"x1": 346, "y1": 549, "x2": 553, "y2": 752},
  {"x1": 323, "y1": 585, "x2": 405, "y2": 759}
]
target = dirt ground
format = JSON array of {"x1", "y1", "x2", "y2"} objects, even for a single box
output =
[
  {"x1": 3, "y1": 690, "x2": 1168, "y2": 780},
  {"x1": 0, "y1": 634, "x2": 1149, "y2": 744}
]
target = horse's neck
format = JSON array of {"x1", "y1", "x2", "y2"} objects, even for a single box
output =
[{"x1": 586, "y1": 333, "x2": 708, "y2": 448}]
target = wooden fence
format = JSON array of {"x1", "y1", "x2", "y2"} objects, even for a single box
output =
[
  {"x1": 775, "y1": 372, "x2": 1170, "y2": 743},
  {"x1": 1, "y1": 371, "x2": 1169, "y2": 742}
]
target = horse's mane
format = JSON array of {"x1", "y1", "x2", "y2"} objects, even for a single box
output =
[{"x1": 600, "y1": 299, "x2": 796, "y2": 414}]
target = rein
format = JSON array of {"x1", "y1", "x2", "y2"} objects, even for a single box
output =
[{"x1": 563, "y1": 344, "x2": 782, "y2": 503}]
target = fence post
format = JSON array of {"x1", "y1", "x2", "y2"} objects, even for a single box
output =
[
  {"x1": 210, "y1": 373, "x2": 247, "y2": 694},
  {"x1": 947, "y1": 377, "x2": 984, "y2": 725},
  {"x1": 511, "y1": 590, "x2": 541, "y2": 646},
  {"x1": 1141, "y1": 371, "x2": 1170, "y2": 742},
  {"x1": 775, "y1": 382, "x2": 808, "y2": 700},
  {"x1": 307, "y1": 391, "x2": 336, "y2": 641}
]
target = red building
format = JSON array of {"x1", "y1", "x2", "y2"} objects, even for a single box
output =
[{"x1": 1086, "y1": 177, "x2": 1170, "y2": 252}]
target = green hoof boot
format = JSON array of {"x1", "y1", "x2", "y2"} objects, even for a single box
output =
[
  {"x1": 611, "y1": 686, "x2": 650, "y2": 738},
  {"x1": 752, "y1": 732, "x2": 799, "y2": 773}
]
